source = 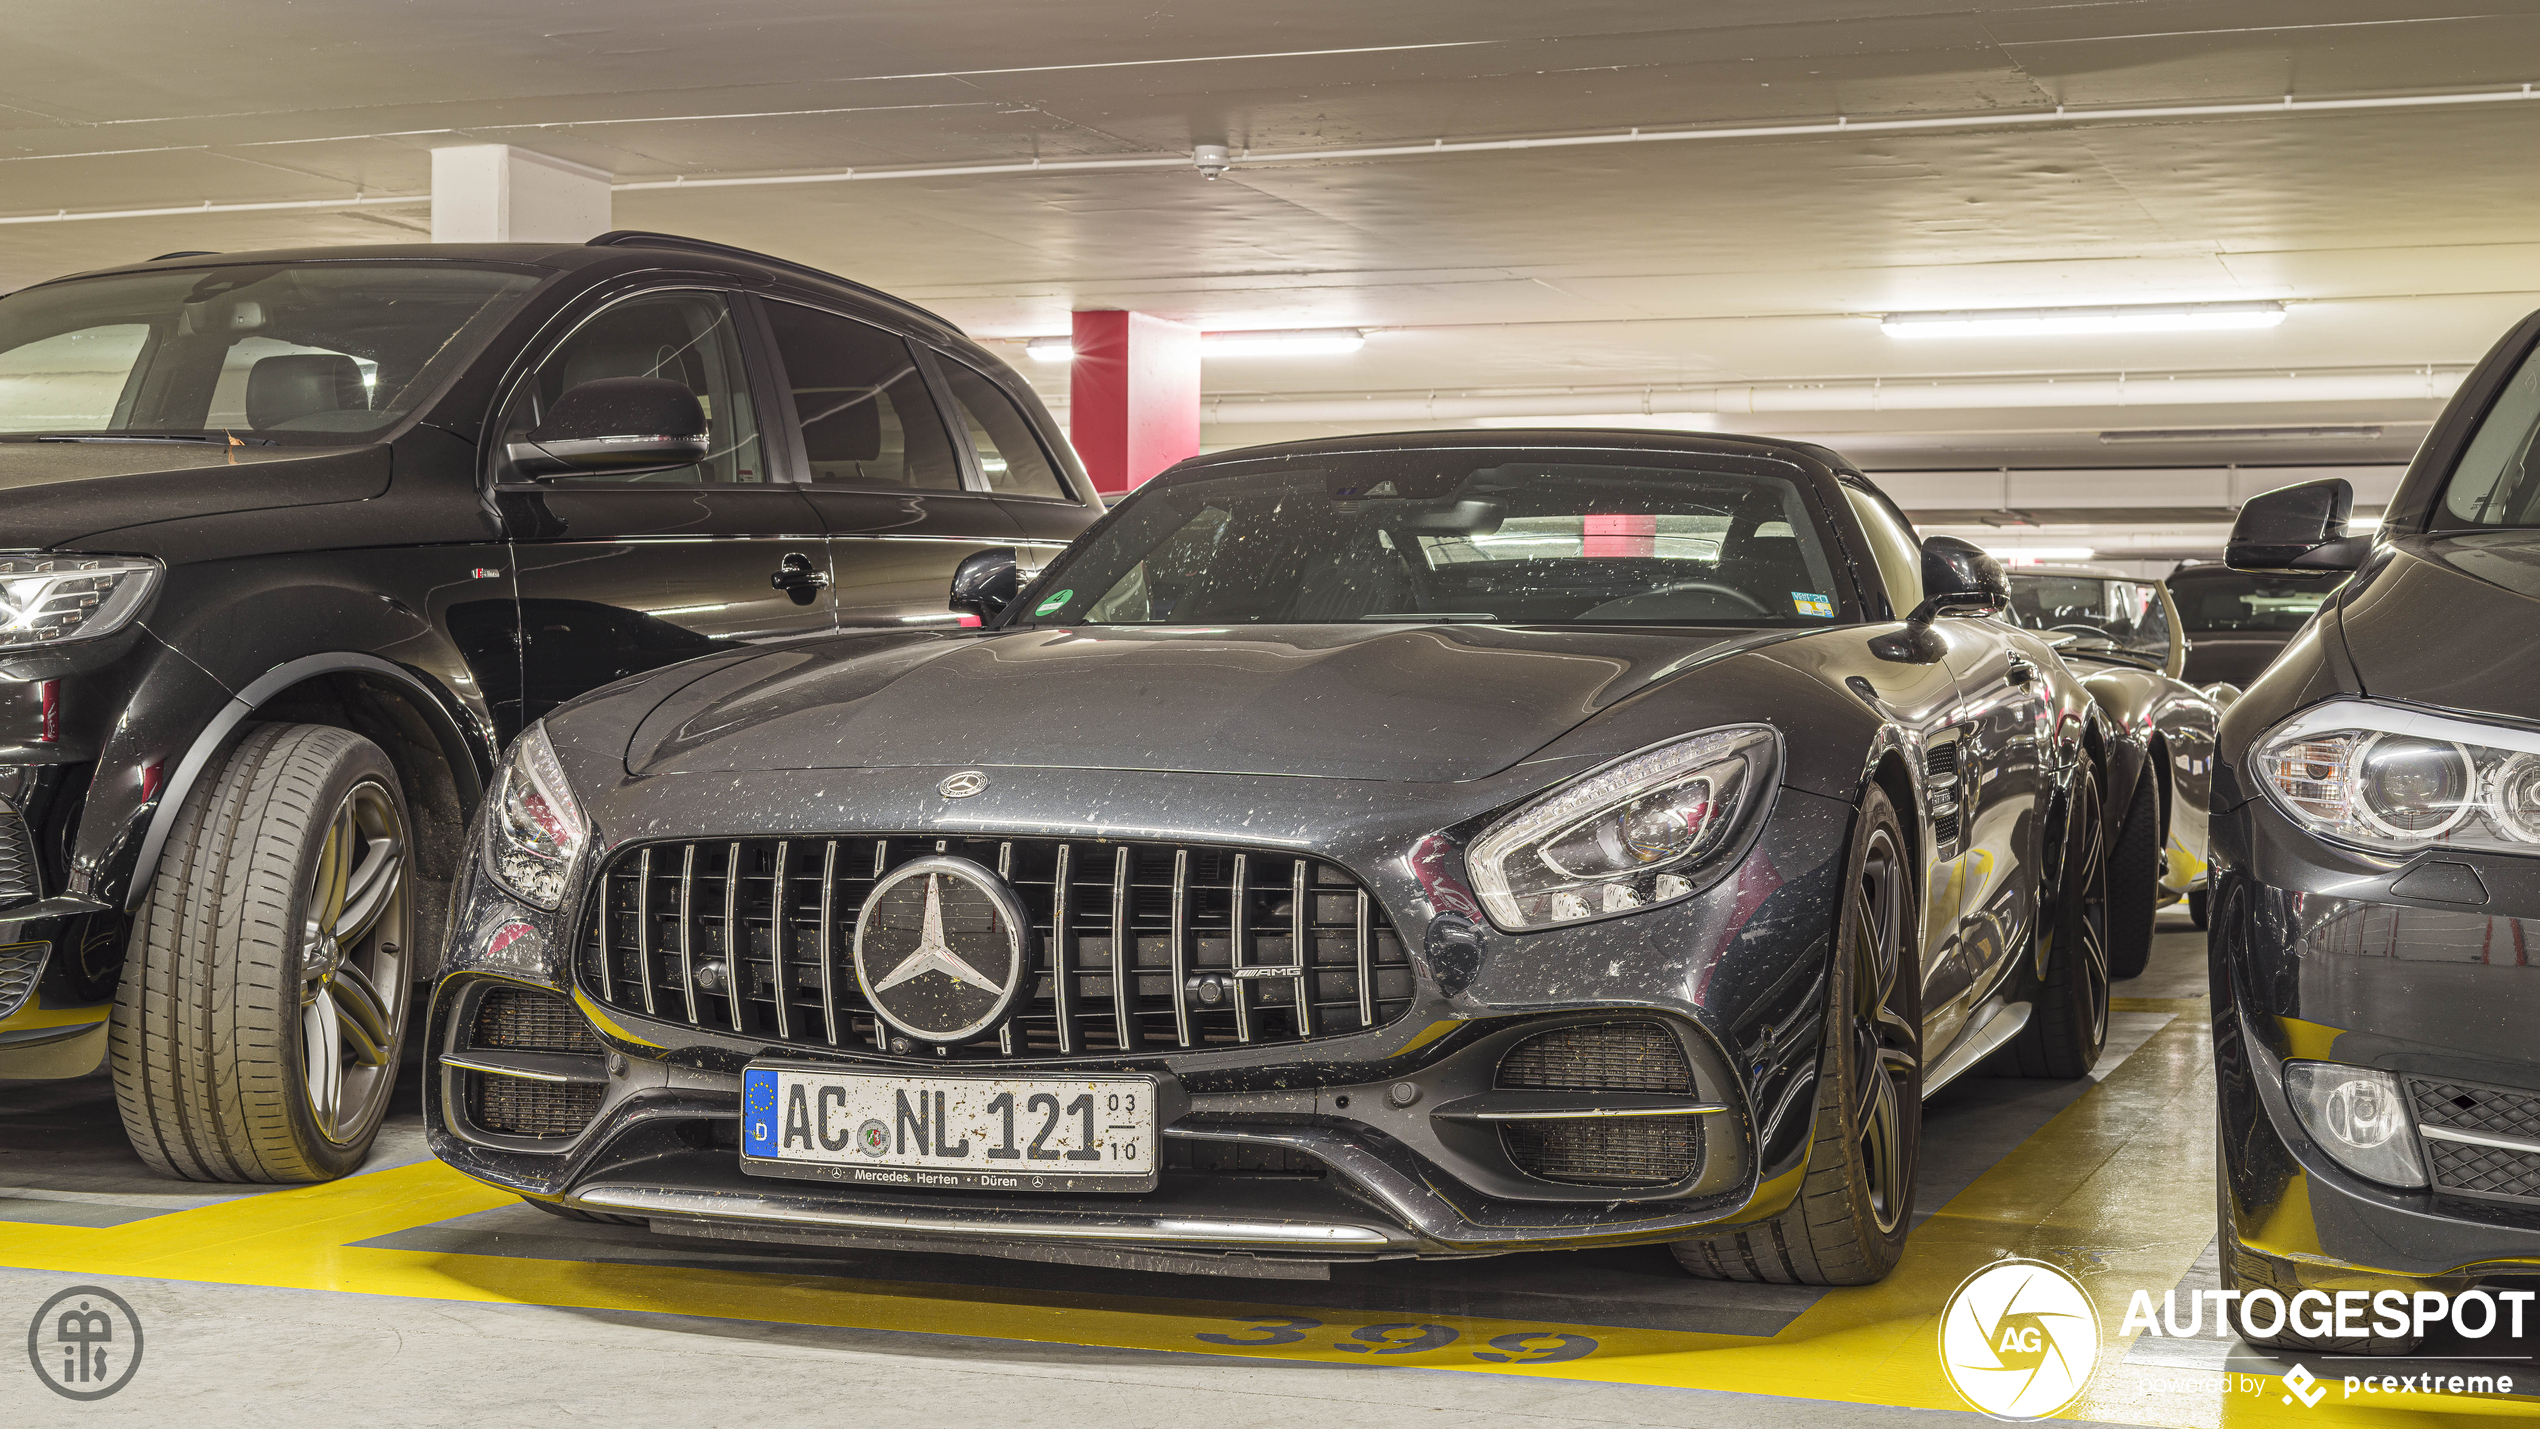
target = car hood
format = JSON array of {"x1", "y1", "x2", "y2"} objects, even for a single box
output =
[
  {"x1": 2339, "y1": 532, "x2": 2540, "y2": 719},
  {"x1": 628, "y1": 623, "x2": 1783, "y2": 782},
  {"x1": 0, "y1": 441, "x2": 389, "y2": 550}
]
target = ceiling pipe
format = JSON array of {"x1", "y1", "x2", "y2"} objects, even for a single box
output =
[
  {"x1": 9, "y1": 82, "x2": 2540, "y2": 226},
  {"x1": 1199, "y1": 370, "x2": 2468, "y2": 425}
]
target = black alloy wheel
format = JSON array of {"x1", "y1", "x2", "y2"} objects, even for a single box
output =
[
  {"x1": 2000, "y1": 759, "x2": 2110, "y2": 1078},
  {"x1": 1672, "y1": 782, "x2": 1921, "y2": 1285}
]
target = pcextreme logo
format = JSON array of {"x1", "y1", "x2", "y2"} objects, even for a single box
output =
[{"x1": 1939, "y1": 1258, "x2": 2101, "y2": 1420}]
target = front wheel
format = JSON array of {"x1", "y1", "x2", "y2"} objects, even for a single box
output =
[
  {"x1": 2188, "y1": 887, "x2": 2210, "y2": 930},
  {"x1": 111, "y1": 724, "x2": 414, "y2": 1182},
  {"x1": 1672, "y1": 783, "x2": 1921, "y2": 1285}
]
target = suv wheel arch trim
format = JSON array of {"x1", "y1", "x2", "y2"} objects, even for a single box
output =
[{"x1": 122, "y1": 652, "x2": 487, "y2": 911}]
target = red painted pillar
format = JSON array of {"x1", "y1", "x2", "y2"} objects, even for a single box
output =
[
  {"x1": 1069, "y1": 311, "x2": 1201, "y2": 496},
  {"x1": 1582, "y1": 513, "x2": 1656, "y2": 558}
]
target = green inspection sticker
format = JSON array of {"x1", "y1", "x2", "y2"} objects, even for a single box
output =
[
  {"x1": 1791, "y1": 591, "x2": 1835, "y2": 618},
  {"x1": 1034, "y1": 589, "x2": 1073, "y2": 618}
]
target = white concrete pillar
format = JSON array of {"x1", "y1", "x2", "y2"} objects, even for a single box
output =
[{"x1": 429, "y1": 145, "x2": 612, "y2": 243}]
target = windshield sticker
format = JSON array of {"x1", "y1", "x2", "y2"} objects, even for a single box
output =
[
  {"x1": 1034, "y1": 589, "x2": 1074, "y2": 618},
  {"x1": 1792, "y1": 591, "x2": 1835, "y2": 618}
]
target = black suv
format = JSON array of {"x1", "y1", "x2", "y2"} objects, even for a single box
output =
[{"x1": 0, "y1": 232, "x2": 1096, "y2": 1181}]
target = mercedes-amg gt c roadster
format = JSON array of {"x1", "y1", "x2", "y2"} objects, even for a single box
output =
[{"x1": 426, "y1": 429, "x2": 2114, "y2": 1286}]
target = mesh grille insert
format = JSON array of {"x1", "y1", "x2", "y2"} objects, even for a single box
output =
[
  {"x1": 578, "y1": 835, "x2": 1415, "y2": 1060},
  {"x1": 0, "y1": 802, "x2": 38, "y2": 910},
  {"x1": 2413, "y1": 1078, "x2": 2540, "y2": 1203},
  {"x1": 469, "y1": 1074, "x2": 604, "y2": 1138},
  {"x1": 1496, "y1": 1022, "x2": 1701, "y2": 1186},
  {"x1": 0, "y1": 938, "x2": 42, "y2": 1023},
  {"x1": 473, "y1": 988, "x2": 603, "y2": 1055},
  {"x1": 1498, "y1": 1022, "x2": 1692, "y2": 1094}
]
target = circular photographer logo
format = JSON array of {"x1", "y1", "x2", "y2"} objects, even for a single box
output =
[
  {"x1": 27, "y1": 1284, "x2": 144, "y2": 1401},
  {"x1": 1939, "y1": 1259, "x2": 2098, "y2": 1420}
]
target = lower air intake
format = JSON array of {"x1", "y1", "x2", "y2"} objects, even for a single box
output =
[
  {"x1": 469, "y1": 1075, "x2": 604, "y2": 1138},
  {"x1": 473, "y1": 987, "x2": 603, "y2": 1055},
  {"x1": 1497, "y1": 1021, "x2": 1702, "y2": 1187}
]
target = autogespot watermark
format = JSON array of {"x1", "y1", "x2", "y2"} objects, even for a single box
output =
[
  {"x1": 25, "y1": 1284, "x2": 145, "y2": 1401},
  {"x1": 1939, "y1": 1259, "x2": 2101, "y2": 1420}
]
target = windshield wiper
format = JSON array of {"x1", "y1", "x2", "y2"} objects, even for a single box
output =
[
  {"x1": 1358, "y1": 612, "x2": 1499, "y2": 622},
  {"x1": 5, "y1": 431, "x2": 275, "y2": 446}
]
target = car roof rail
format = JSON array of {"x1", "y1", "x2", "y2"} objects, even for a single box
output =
[{"x1": 585, "y1": 230, "x2": 959, "y2": 331}]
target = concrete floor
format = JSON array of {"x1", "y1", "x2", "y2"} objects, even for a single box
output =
[{"x1": 0, "y1": 912, "x2": 2487, "y2": 1427}]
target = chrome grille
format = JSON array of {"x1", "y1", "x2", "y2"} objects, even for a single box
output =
[
  {"x1": 0, "y1": 800, "x2": 37, "y2": 909},
  {"x1": 1496, "y1": 1022, "x2": 1702, "y2": 1187},
  {"x1": 578, "y1": 836, "x2": 1416, "y2": 1059},
  {"x1": 0, "y1": 938, "x2": 43, "y2": 1022}
]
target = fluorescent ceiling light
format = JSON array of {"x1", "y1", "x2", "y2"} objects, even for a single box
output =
[
  {"x1": 1024, "y1": 328, "x2": 1367, "y2": 362},
  {"x1": 1985, "y1": 547, "x2": 2096, "y2": 565},
  {"x1": 2099, "y1": 424, "x2": 2381, "y2": 443},
  {"x1": 1882, "y1": 302, "x2": 2286, "y2": 339},
  {"x1": 1202, "y1": 328, "x2": 1365, "y2": 357}
]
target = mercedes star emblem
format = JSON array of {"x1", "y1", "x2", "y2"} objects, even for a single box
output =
[
  {"x1": 939, "y1": 770, "x2": 989, "y2": 799},
  {"x1": 851, "y1": 856, "x2": 1032, "y2": 1044}
]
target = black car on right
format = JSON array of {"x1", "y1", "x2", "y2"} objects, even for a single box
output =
[{"x1": 2212, "y1": 311, "x2": 2540, "y2": 1355}]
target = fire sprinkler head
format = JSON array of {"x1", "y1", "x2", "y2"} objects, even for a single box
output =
[{"x1": 1193, "y1": 143, "x2": 1232, "y2": 180}]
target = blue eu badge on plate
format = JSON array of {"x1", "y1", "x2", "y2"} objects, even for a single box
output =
[
  {"x1": 1791, "y1": 591, "x2": 1835, "y2": 618},
  {"x1": 742, "y1": 1067, "x2": 778, "y2": 1155}
]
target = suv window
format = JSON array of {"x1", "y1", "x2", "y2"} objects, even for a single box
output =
[
  {"x1": 0, "y1": 263, "x2": 536, "y2": 441},
  {"x1": 499, "y1": 290, "x2": 764, "y2": 484},
  {"x1": 763, "y1": 300, "x2": 962, "y2": 490},
  {"x1": 937, "y1": 357, "x2": 1072, "y2": 500},
  {"x1": 2002, "y1": 574, "x2": 2173, "y2": 666}
]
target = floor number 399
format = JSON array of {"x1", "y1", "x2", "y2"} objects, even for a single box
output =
[{"x1": 1194, "y1": 1317, "x2": 1598, "y2": 1364}]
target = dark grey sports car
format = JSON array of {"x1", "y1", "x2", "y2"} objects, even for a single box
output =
[{"x1": 425, "y1": 430, "x2": 2112, "y2": 1285}]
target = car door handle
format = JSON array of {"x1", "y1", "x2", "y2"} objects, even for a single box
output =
[
  {"x1": 770, "y1": 552, "x2": 832, "y2": 599},
  {"x1": 2006, "y1": 656, "x2": 2037, "y2": 685}
]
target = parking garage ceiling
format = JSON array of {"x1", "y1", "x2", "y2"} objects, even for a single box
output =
[{"x1": 5, "y1": 1, "x2": 2535, "y2": 490}]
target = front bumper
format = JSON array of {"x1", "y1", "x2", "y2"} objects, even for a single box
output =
[
  {"x1": 425, "y1": 759, "x2": 1860, "y2": 1264},
  {"x1": 2213, "y1": 791, "x2": 2540, "y2": 1294}
]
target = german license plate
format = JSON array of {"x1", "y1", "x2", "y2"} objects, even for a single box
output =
[{"x1": 739, "y1": 1063, "x2": 1159, "y2": 1193}]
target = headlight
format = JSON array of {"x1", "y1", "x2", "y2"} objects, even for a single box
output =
[
  {"x1": 0, "y1": 554, "x2": 160, "y2": 649},
  {"x1": 2255, "y1": 700, "x2": 2540, "y2": 855},
  {"x1": 2284, "y1": 1061, "x2": 2425, "y2": 1188},
  {"x1": 1467, "y1": 726, "x2": 1778, "y2": 932},
  {"x1": 486, "y1": 723, "x2": 589, "y2": 909}
]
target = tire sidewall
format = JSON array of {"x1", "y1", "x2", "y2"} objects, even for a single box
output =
[{"x1": 1821, "y1": 783, "x2": 1923, "y2": 1272}]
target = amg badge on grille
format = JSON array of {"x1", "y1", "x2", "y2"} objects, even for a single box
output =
[
  {"x1": 938, "y1": 770, "x2": 988, "y2": 799},
  {"x1": 851, "y1": 857, "x2": 1032, "y2": 1044}
]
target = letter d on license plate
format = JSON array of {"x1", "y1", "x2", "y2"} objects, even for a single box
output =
[{"x1": 739, "y1": 1063, "x2": 1159, "y2": 1193}]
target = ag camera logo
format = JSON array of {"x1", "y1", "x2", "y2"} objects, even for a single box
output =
[{"x1": 1939, "y1": 1258, "x2": 2099, "y2": 1420}]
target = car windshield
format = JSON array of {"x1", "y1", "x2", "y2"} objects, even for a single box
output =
[
  {"x1": 0, "y1": 262, "x2": 541, "y2": 444},
  {"x1": 1026, "y1": 453, "x2": 1850, "y2": 628},
  {"x1": 2000, "y1": 573, "x2": 2172, "y2": 666},
  {"x1": 2166, "y1": 570, "x2": 2346, "y2": 632}
]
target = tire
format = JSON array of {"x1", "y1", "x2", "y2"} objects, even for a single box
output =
[
  {"x1": 111, "y1": 724, "x2": 416, "y2": 1182},
  {"x1": 1998, "y1": 759, "x2": 2109, "y2": 1079},
  {"x1": 1672, "y1": 784, "x2": 1921, "y2": 1286},
  {"x1": 2105, "y1": 770, "x2": 2161, "y2": 981},
  {"x1": 2189, "y1": 887, "x2": 2210, "y2": 930},
  {"x1": 522, "y1": 1198, "x2": 646, "y2": 1227}
]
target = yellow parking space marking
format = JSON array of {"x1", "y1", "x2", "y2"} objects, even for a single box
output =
[{"x1": 7, "y1": 1010, "x2": 2515, "y2": 1424}]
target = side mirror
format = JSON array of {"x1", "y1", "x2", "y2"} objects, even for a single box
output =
[
  {"x1": 1910, "y1": 535, "x2": 2010, "y2": 623},
  {"x1": 2226, "y1": 478, "x2": 2369, "y2": 573},
  {"x1": 949, "y1": 547, "x2": 1021, "y2": 619},
  {"x1": 505, "y1": 377, "x2": 710, "y2": 480}
]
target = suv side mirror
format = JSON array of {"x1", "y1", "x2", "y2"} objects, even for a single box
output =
[
  {"x1": 2227, "y1": 478, "x2": 2370, "y2": 573},
  {"x1": 1910, "y1": 535, "x2": 2010, "y2": 622},
  {"x1": 950, "y1": 547, "x2": 1021, "y2": 619},
  {"x1": 505, "y1": 377, "x2": 710, "y2": 479}
]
